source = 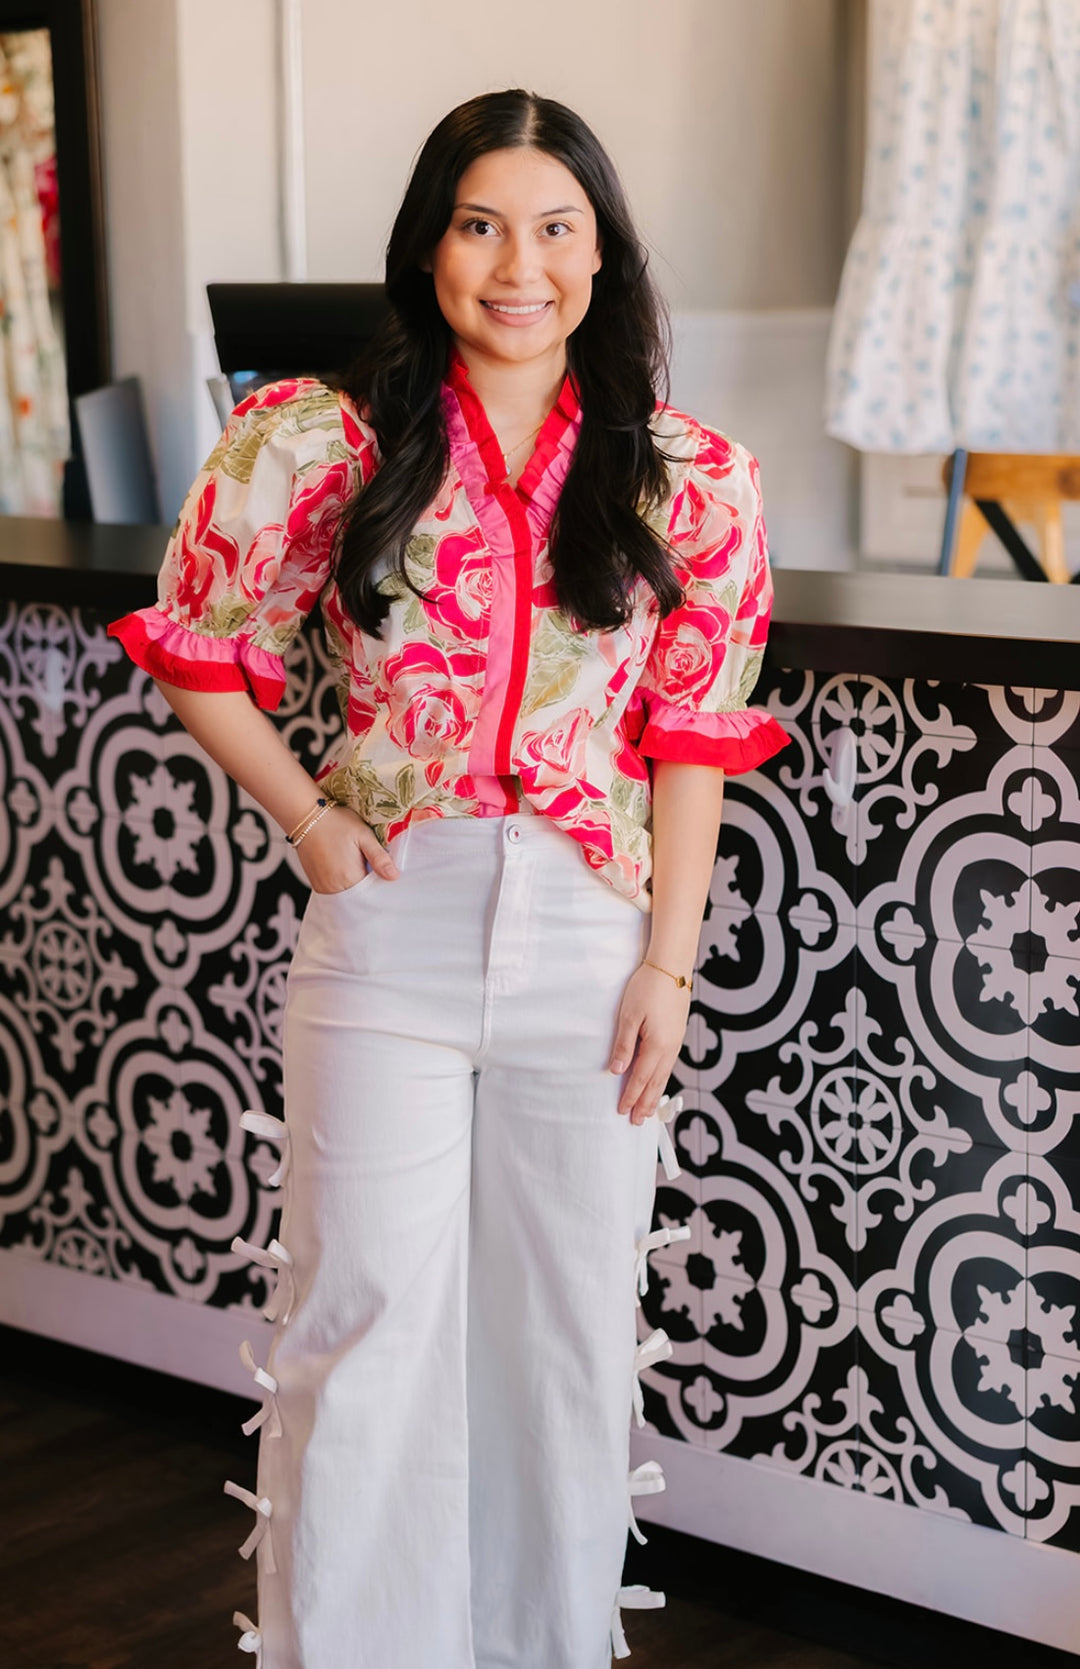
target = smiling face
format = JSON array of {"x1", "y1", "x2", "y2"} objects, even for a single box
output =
[{"x1": 426, "y1": 146, "x2": 602, "y2": 378}]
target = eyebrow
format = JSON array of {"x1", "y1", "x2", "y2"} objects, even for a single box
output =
[{"x1": 454, "y1": 203, "x2": 584, "y2": 217}]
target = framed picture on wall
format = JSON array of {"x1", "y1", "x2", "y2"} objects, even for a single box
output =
[{"x1": 0, "y1": 0, "x2": 109, "y2": 519}]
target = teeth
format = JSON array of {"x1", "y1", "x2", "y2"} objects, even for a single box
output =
[{"x1": 485, "y1": 302, "x2": 549, "y2": 315}]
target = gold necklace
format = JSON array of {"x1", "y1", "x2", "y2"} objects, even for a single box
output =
[{"x1": 500, "y1": 419, "x2": 544, "y2": 478}]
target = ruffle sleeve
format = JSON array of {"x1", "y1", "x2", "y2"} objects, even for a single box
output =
[
  {"x1": 635, "y1": 427, "x2": 789, "y2": 775},
  {"x1": 108, "y1": 378, "x2": 374, "y2": 711}
]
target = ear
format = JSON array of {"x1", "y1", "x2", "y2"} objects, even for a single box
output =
[
  {"x1": 419, "y1": 254, "x2": 433, "y2": 274},
  {"x1": 591, "y1": 232, "x2": 603, "y2": 276}
]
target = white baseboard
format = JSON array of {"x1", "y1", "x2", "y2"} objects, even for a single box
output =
[
  {"x1": 0, "y1": 1249, "x2": 272, "y2": 1397},
  {"x1": 631, "y1": 1429, "x2": 1080, "y2": 1656}
]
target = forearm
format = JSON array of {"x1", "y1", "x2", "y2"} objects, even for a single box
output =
[
  {"x1": 647, "y1": 758, "x2": 726, "y2": 976},
  {"x1": 153, "y1": 681, "x2": 322, "y2": 836}
]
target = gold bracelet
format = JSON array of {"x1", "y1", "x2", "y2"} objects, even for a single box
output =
[
  {"x1": 286, "y1": 796, "x2": 338, "y2": 847},
  {"x1": 286, "y1": 798, "x2": 326, "y2": 844},
  {"x1": 641, "y1": 957, "x2": 693, "y2": 990}
]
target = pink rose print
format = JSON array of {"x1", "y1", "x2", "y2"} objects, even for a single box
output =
[
  {"x1": 421, "y1": 530, "x2": 492, "y2": 643},
  {"x1": 387, "y1": 804, "x2": 445, "y2": 842},
  {"x1": 243, "y1": 524, "x2": 285, "y2": 601},
  {"x1": 669, "y1": 481, "x2": 741, "y2": 579},
  {"x1": 338, "y1": 394, "x2": 378, "y2": 465},
  {"x1": 622, "y1": 687, "x2": 647, "y2": 745},
  {"x1": 693, "y1": 429, "x2": 737, "y2": 480},
  {"x1": 612, "y1": 724, "x2": 650, "y2": 782},
  {"x1": 518, "y1": 707, "x2": 593, "y2": 790},
  {"x1": 567, "y1": 817, "x2": 616, "y2": 861},
  {"x1": 606, "y1": 659, "x2": 633, "y2": 701},
  {"x1": 286, "y1": 459, "x2": 353, "y2": 568},
  {"x1": 603, "y1": 849, "x2": 642, "y2": 892},
  {"x1": 525, "y1": 782, "x2": 612, "y2": 846},
  {"x1": 381, "y1": 642, "x2": 473, "y2": 759},
  {"x1": 648, "y1": 613, "x2": 725, "y2": 703},
  {"x1": 432, "y1": 476, "x2": 465, "y2": 521},
  {"x1": 676, "y1": 494, "x2": 741, "y2": 581},
  {"x1": 172, "y1": 477, "x2": 240, "y2": 617},
  {"x1": 234, "y1": 378, "x2": 305, "y2": 419},
  {"x1": 347, "y1": 688, "x2": 379, "y2": 736}
]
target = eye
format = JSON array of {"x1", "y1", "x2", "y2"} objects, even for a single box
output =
[
  {"x1": 542, "y1": 221, "x2": 572, "y2": 238},
  {"x1": 462, "y1": 217, "x2": 498, "y2": 236}
]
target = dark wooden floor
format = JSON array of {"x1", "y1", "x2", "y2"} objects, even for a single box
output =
[{"x1": 0, "y1": 1324, "x2": 1071, "y2": 1669}]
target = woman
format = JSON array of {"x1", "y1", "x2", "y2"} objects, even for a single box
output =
[{"x1": 109, "y1": 89, "x2": 787, "y2": 1669}]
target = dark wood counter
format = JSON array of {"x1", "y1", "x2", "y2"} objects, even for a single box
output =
[
  {"x1": 766, "y1": 568, "x2": 1080, "y2": 686},
  {"x1": 0, "y1": 518, "x2": 171, "y2": 608},
  {"x1": 3, "y1": 518, "x2": 1079, "y2": 685}
]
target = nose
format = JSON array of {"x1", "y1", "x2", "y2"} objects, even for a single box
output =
[{"x1": 493, "y1": 231, "x2": 541, "y2": 287}]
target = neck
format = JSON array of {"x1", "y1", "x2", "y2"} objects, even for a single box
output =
[{"x1": 452, "y1": 340, "x2": 568, "y2": 435}]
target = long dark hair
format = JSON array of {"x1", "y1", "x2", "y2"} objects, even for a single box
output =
[{"x1": 336, "y1": 89, "x2": 680, "y2": 637}]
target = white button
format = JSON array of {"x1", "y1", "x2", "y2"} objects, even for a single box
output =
[{"x1": 507, "y1": 824, "x2": 523, "y2": 843}]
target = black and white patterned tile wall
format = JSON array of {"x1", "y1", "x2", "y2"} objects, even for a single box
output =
[
  {"x1": 0, "y1": 601, "x2": 326, "y2": 1313},
  {"x1": 646, "y1": 668, "x2": 1080, "y2": 1555},
  {"x1": 1, "y1": 599, "x2": 1078, "y2": 1557}
]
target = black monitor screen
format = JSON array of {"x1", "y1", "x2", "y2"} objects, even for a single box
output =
[{"x1": 207, "y1": 282, "x2": 390, "y2": 401}]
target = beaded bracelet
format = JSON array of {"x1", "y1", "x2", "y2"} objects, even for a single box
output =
[{"x1": 286, "y1": 797, "x2": 338, "y2": 848}]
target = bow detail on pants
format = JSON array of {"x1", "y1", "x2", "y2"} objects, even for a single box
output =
[
  {"x1": 238, "y1": 1338, "x2": 283, "y2": 1439},
  {"x1": 240, "y1": 1107, "x2": 291, "y2": 1187},
  {"x1": 654, "y1": 1092, "x2": 683, "y2": 1179},
  {"x1": 233, "y1": 1609, "x2": 263, "y2": 1663},
  {"x1": 631, "y1": 1328, "x2": 674, "y2": 1428},
  {"x1": 231, "y1": 1234, "x2": 295, "y2": 1324},
  {"x1": 627, "y1": 1459, "x2": 667, "y2": 1546},
  {"x1": 223, "y1": 1478, "x2": 277, "y2": 1574},
  {"x1": 634, "y1": 1223, "x2": 692, "y2": 1303},
  {"x1": 610, "y1": 1584, "x2": 666, "y2": 1659}
]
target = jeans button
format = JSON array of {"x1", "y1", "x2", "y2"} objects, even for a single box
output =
[{"x1": 507, "y1": 824, "x2": 523, "y2": 843}]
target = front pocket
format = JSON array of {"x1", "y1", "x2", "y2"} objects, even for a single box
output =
[
  {"x1": 317, "y1": 860, "x2": 379, "y2": 903},
  {"x1": 313, "y1": 824, "x2": 413, "y2": 907}
]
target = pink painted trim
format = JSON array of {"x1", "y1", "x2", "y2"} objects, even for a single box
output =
[
  {"x1": 443, "y1": 386, "x2": 522, "y2": 779},
  {"x1": 108, "y1": 607, "x2": 287, "y2": 711},
  {"x1": 471, "y1": 774, "x2": 518, "y2": 814},
  {"x1": 443, "y1": 361, "x2": 580, "y2": 780},
  {"x1": 638, "y1": 697, "x2": 790, "y2": 774}
]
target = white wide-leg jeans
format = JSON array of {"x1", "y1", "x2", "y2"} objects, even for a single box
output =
[{"x1": 227, "y1": 810, "x2": 668, "y2": 1669}]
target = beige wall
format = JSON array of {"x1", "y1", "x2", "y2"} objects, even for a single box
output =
[
  {"x1": 97, "y1": 0, "x2": 282, "y2": 512},
  {"x1": 302, "y1": 0, "x2": 847, "y2": 310},
  {"x1": 176, "y1": 0, "x2": 282, "y2": 333},
  {"x1": 97, "y1": 0, "x2": 195, "y2": 520},
  {"x1": 95, "y1": 0, "x2": 854, "y2": 542}
]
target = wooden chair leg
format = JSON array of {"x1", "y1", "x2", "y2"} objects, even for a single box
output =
[
  {"x1": 951, "y1": 500, "x2": 988, "y2": 578},
  {"x1": 1034, "y1": 498, "x2": 1070, "y2": 583}
]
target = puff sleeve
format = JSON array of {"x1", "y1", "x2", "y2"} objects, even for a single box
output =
[
  {"x1": 634, "y1": 427, "x2": 789, "y2": 773},
  {"x1": 107, "y1": 378, "x2": 373, "y2": 710}
]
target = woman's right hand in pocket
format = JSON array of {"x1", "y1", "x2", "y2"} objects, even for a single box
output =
[{"x1": 295, "y1": 804, "x2": 400, "y2": 894}]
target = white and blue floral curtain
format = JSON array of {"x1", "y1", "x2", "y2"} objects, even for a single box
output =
[{"x1": 826, "y1": 0, "x2": 1080, "y2": 453}]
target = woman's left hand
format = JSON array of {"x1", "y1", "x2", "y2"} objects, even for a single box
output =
[{"x1": 608, "y1": 963, "x2": 692, "y2": 1125}]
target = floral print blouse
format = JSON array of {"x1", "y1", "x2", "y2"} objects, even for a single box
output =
[{"x1": 108, "y1": 351, "x2": 789, "y2": 910}]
